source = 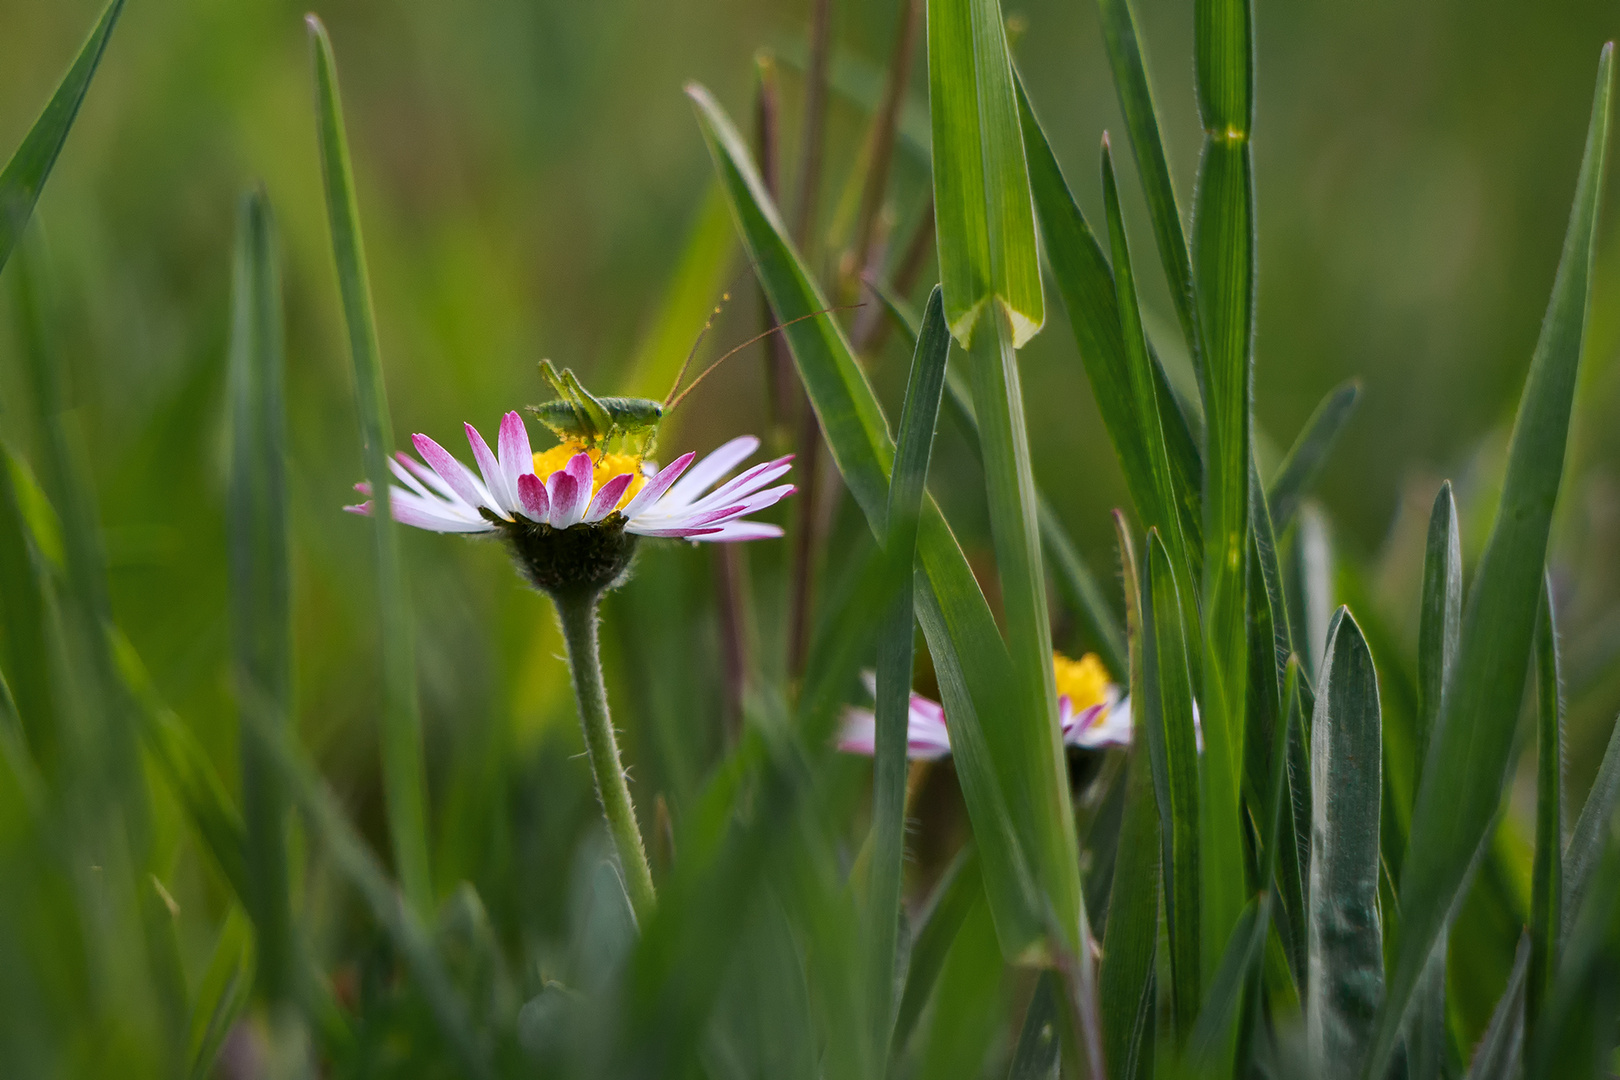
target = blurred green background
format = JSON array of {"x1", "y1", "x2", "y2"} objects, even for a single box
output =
[{"x1": 4, "y1": 0, "x2": 1620, "y2": 1065}]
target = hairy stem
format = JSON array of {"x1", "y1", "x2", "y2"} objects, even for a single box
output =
[{"x1": 555, "y1": 589, "x2": 656, "y2": 920}]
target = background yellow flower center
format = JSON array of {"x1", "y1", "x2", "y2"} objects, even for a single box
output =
[
  {"x1": 1053, "y1": 652, "x2": 1111, "y2": 711},
  {"x1": 532, "y1": 444, "x2": 647, "y2": 509}
]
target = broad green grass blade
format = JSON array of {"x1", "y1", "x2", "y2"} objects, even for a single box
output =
[
  {"x1": 1465, "y1": 934, "x2": 1530, "y2": 1080},
  {"x1": 1306, "y1": 609, "x2": 1384, "y2": 1079},
  {"x1": 0, "y1": 0, "x2": 126, "y2": 273},
  {"x1": 893, "y1": 850, "x2": 981, "y2": 1058},
  {"x1": 926, "y1": 0, "x2": 1043, "y2": 346},
  {"x1": 869, "y1": 287, "x2": 951, "y2": 1062},
  {"x1": 1142, "y1": 529, "x2": 1201, "y2": 1039},
  {"x1": 1267, "y1": 380, "x2": 1361, "y2": 536},
  {"x1": 690, "y1": 82, "x2": 1079, "y2": 958},
  {"x1": 1528, "y1": 575, "x2": 1564, "y2": 1037},
  {"x1": 1018, "y1": 76, "x2": 1203, "y2": 563},
  {"x1": 1102, "y1": 138, "x2": 1197, "y2": 592},
  {"x1": 1191, "y1": 0, "x2": 1256, "y2": 1001},
  {"x1": 307, "y1": 15, "x2": 433, "y2": 917},
  {"x1": 226, "y1": 190, "x2": 296, "y2": 1006},
  {"x1": 0, "y1": 449, "x2": 57, "y2": 773},
  {"x1": 1099, "y1": 517, "x2": 1158, "y2": 1080},
  {"x1": 872, "y1": 280, "x2": 1128, "y2": 677},
  {"x1": 1095, "y1": 0, "x2": 1200, "y2": 365},
  {"x1": 1369, "y1": 46, "x2": 1613, "y2": 1078},
  {"x1": 1563, "y1": 713, "x2": 1620, "y2": 935}
]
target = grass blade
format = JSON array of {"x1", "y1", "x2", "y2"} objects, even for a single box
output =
[
  {"x1": 1017, "y1": 76, "x2": 1203, "y2": 564},
  {"x1": 226, "y1": 190, "x2": 297, "y2": 1007},
  {"x1": 1095, "y1": 0, "x2": 1200, "y2": 366},
  {"x1": 1099, "y1": 516, "x2": 1159, "y2": 1080},
  {"x1": 1466, "y1": 934, "x2": 1531, "y2": 1080},
  {"x1": 1267, "y1": 380, "x2": 1361, "y2": 536},
  {"x1": 926, "y1": 0, "x2": 1043, "y2": 346},
  {"x1": 1191, "y1": 0, "x2": 1256, "y2": 997},
  {"x1": 307, "y1": 15, "x2": 433, "y2": 916},
  {"x1": 1306, "y1": 608, "x2": 1384, "y2": 1079},
  {"x1": 1564, "y1": 713, "x2": 1620, "y2": 935},
  {"x1": 1007, "y1": 973, "x2": 1061, "y2": 1079},
  {"x1": 1528, "y1": 574, "x2": 1564, "y2": 1036},
  {"x1": 690, "y1": 81, "x2": 1074, "y2": 958},
  {"x1": 1142, "y1": 528, "x2": 1201, "y2": 1039},
  {"x1": 892, "y1": 849, "x2": 981, "y2": 1058},
  {"x1": 1369, "y1": 45, "x2": 1613, "y2": 1078},
  {"x1": 1186, "y1": 894, "x2": 1267, "y2": 1063},
  {"x1": 869, "y1": 287, "x2": 951, "y2": 1060},
  {"x1": 0, "y1": 448, "x2": 57, "y2": 774},
  {"x1": 0, "y1": 0, "x2": 126, "y2": 273}
]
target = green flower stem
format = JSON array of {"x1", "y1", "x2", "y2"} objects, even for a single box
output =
[{"x1": 554, "y1": 588, "x2": 656, "y2": 920}]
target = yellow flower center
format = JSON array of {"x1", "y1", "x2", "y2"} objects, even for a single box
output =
[
  {"x1": 532, "y1": 443, "x2": 646, "y2": 510},
  {"x1": 1052, "y1": 652, "x2": 1112, "y2": 711}
]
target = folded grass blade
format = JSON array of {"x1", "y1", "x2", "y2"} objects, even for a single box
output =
[
  {"x1": 0, "y1": 0, "x2": 126, "y2": 273},
  {"x1": 1466, "y1": 934, "x2": 1530, "y2": 1080},
  {"x1": 926, "y1": 0, "x2": 1043, "y2": 346},
  {"x1": 1306, "y1": 609, "x2": 1384, "y2": 1079},
  {"x1": 1369, "y1": 46, "x2": 1613, "y2": 1078},
  {"x1": 690, "y1": 82, "x2": 1076, "y2": 958},
  {"x1": 1528, "y1": 575, "x2": 1564, "y2": 1036},
  {"x1": 307, "y1": 15, "x2": 433, "y2": 917},
  {"x1": 868, "y1": 287, "x2": 951, "y2": 1060}
]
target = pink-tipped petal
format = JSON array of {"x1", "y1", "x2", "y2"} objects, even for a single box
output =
[
  {"x1": 659, "y1": 435, "x2": 762, "y2": 508},
  {"x1": 344, "y1": 501, "x2": 372, "y2": 516},
  {"x1": 497, "y1": 412, "x2": 533, "y2": 494},
  {"x1": 517, "y1": 472, "x2": 551, "y2": 522},
  {"x1": 465, "y1": 422, "x2": 515, "y2": 516},
  {"x1": 836, "y1": 708, "x2": 878, "y2": 755},
  {"x1": 585, "y1": 472, "x2": 634, "y2": 522},
  {"x1": 620, "y1": 452, "x2": 696, "y2": 518},
  {"x1": 684, "y1": 522, "x2": 786, "y2": 542},
  {"x1": 412, "y1": 433, "x2": 488, "y2": 511},
  {"x1": 547, "y1": 470, "x2": 587, "y2": 528}
]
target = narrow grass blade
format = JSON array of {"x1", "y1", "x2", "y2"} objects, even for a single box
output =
[
  {"x1": 1142, "y1": 529, "x2": 1201, "y2": 1039},
  {"x1": 893, "y1": 849, "x2": 981, "y2": 1058},
  {"x1": 1528, "y1": 574, "x2": 1564, "y2": 1036},
  {"x1": 185, "y1": 907, "x2": 254, "y2": 1080},
  {"x1": 690, "y1": 82, "x2": 1073, "y2": 957},
  {"x1": 307, "y1": 15, "x2": 432, "y2": 916},
  {"x1": 1190, "y1": 0, "x2": 1256, "y2": 1000},
  {"x1": 1008, "y1": 973, "x2": 1062, "y2": 1079},
  {"x1": 1095, "y1": 0, "x2": 1200, "y2": 366},
  {"x1": 0, "y1": 0, "x2": 126, "y2": 273},
  {"x1": 1186, "y1": 894, "x2": 1267, "y2": 1064},
  {"x1": 1416, "y1": 482, "x2": 1462, "y2": 778},
  {"x1": 1099, "y1": 516, "x2": 1158, "y2": 1080},
  {"x1": 872, "y1": 280, "x2": 1128, "y2": 677},
  {"x1": 1564, "y1": 713, "x2": 1620, "y2": 935},
  {"x1": 869, "y1": 288, "x2": 951, "y2": 1058},
  {"x1": 226, "y1": 189, "x2": 297, "y2": 1006},
  {"x1": 0, "y1": 449, "x2": 57, "y2": 773},
  {"x1": 1018, "y1": 76, "x2": 1203, "y2": 562},
  {"x1": 926, "y1": 0, "x2": 1042, "y2": 345},
  {"x1": 1306, "y1": 608, "x2": 1384, "y2": 1079},
  {"x1": 1466, "y1": 934, "x2": 1530, "y2": 1080},
  {"x1": 1267, "y1": 380, "x2": 1361, "y2": 536},
  {"x1": 1370, "y1": 46, "x2": 1613, "y2": 1078}
]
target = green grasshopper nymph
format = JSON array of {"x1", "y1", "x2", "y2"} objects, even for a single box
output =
[{"x1": 527, "y1": 300, "x2": 855, "y2": 461}]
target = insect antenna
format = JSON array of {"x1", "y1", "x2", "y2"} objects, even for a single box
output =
[
  {"x1": 663, "y1": 304, "x2": 863, "y2": 413},
  {"x1": 663, "y1": 291, "x2": 735, "y2": 408}
]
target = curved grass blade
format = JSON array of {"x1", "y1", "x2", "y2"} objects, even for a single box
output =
[
  {"x1": 1564, "y1": 713, "x2": 1620, "y2": 935},
  {"x1": 1095, "y1": 0, "x2": 1200, "y2": 367},
  {"x1": 1186, "y1": 894, "x2": 1267, "y2": 1064},
  {"x1": 307, "y1": 15, "x2": 433, "y2": 916},
  {"x1": 926, "y1": 0, "x2": 1042, "y2": 346},
  {"x1": 1465, "y1": 934, "x2": 1530, "y2": 1080},
  {"x1": 690, "y1": 82, "x2": 1076, "y2": 959},
  {"x1": 1017, "y1": 75, "x2": 1203, "y2": 565},
  {"x1": 1099, "y1": 515, "x2": 1159, "y2": 1080},
  {"x1": 1008, "y1": 973, "x2": 1062, "y2": 1079},
  {"x1": 0, "y1": 448, "x2": 56, "y2": 774},
  {"x1": 1267, "y1": 380, "x2": 1361, "y2": 536},
  {"x1": 869, "y1": 287, "x2": 951, "y2": 1061},
  {"x1": 1306, "y1": 608, "x2": 1384, "y2": 1079},
  {"x1": 1191, "y1": 0, "x2": 1256, "y2": 1000},
  {"x1": 1368, "y1": 45, "x2": 1614, "y2": 1078},
  {"x1": 227, "y1": 189, "x2": 297, "y2": 1007},
  {"x1": 869, "y1": 279, "x2": 1128, "y2": 677},
  {"x1": 0, "y1": 0, "x2": 126, "y2": 273},
  {"x1": 1142, "y1": 528, "x2": 1201, "y2": 1040},
  {"x1": 1528, "y1": 574, "x2": 1564, "y2": 1038},
  {"x1": 893, "y1": 851, "x2": 980, "y2": 1059}
]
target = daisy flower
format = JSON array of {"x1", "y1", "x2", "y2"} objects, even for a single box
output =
[
  {"x1": 346, "y1": 412, "x2": 793, "y2": 595},
  {"x1": 837, "y1": 652, "x2": 1133, "y2": 759}
]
